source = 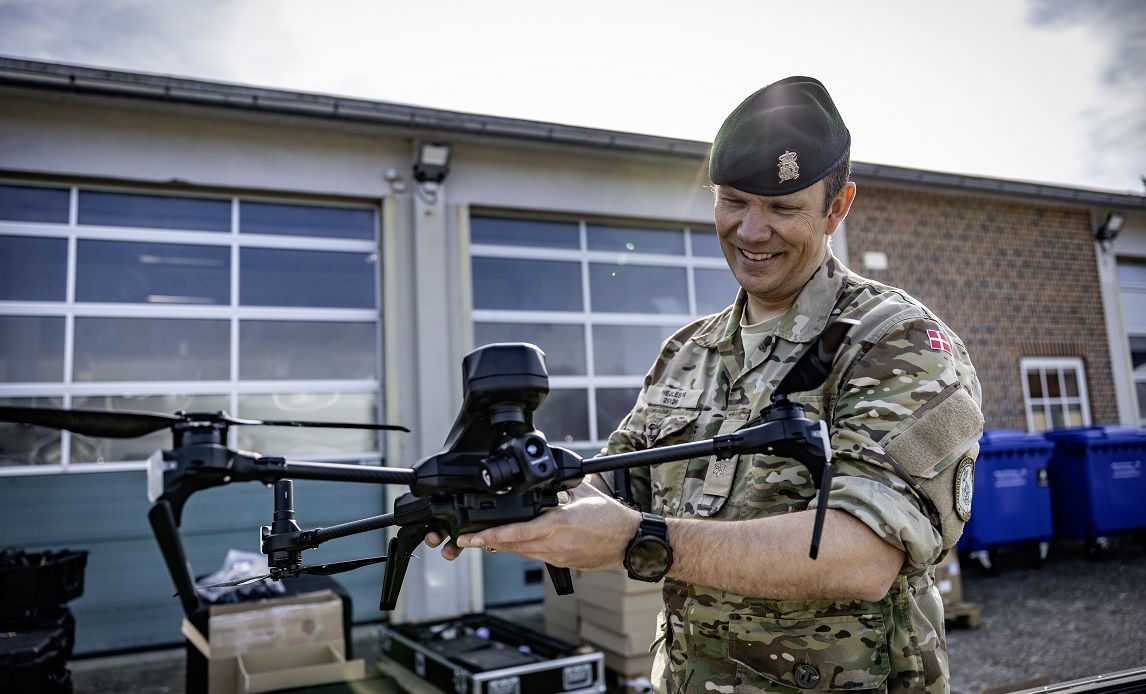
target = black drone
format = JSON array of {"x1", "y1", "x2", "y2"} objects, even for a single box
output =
[{"x1": 0, "y1": 319, "x2": 855, "y2": 616}]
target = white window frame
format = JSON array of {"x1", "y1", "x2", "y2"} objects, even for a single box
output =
[
  {"x1": 470, "y1": 213, "x2": 732, "y2": 449},
  {"x1": 1020, "y1": 357, "x2": 1091, "y2": 433},
  {"x1": 0, "y1": 182, "x2": 384, "y2": 474},
  {"x1": 1117, "y1": 258, "x2": 1146, "y2": 427}
]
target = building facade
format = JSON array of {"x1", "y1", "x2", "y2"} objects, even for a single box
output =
[{"x1": 1, "y1": 57, "x2": 1144, "y2": 654}]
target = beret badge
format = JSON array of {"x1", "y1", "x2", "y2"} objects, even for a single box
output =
[{"x1": 777, "y1": 150, "x2": 800, "y2": 183}]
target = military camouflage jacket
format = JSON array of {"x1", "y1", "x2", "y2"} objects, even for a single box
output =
[{"x1": 604, "y1": 248, "x2": 983, "y2": 693}]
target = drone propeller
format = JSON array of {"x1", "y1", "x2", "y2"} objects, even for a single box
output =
[
  {"x1": 0, "y1": 406, "x2": 409, "y2": 439},
  {"x1": 0, "y1": 406, "x2": 180, "y2": 439},
  {"x1": 192, "y1": 555, "x2": 389, "y2": 592}
]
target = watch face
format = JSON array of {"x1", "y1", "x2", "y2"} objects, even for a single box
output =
[{"x1": 628, "y1": 538, "x2": 670, "y2": 579}]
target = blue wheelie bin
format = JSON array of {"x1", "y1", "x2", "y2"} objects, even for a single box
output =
[
  {"x1": 1043, "y1": 425, "x2": 1146, "y2": 558},
  {"x1": 958, "y1": 430, "x2": 1055, "y2": 571}
]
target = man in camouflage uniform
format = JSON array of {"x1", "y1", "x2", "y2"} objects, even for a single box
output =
[{"x1": 440, "y1": 76, "x2": 983, "y2": 693}]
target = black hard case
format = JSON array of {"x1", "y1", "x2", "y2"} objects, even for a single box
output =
[{"x1": 379, "y1": 613, "x2": 604, "y2": 694}]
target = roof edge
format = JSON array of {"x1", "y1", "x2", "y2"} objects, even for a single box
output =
[{"x1": 1, "y1": 55, "x2": 1143, "y2": 210}]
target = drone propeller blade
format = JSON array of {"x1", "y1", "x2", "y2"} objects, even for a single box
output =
[
  {"x1": 0, "y1": 406, "x2": 409, "y2": 438},
  {"x1": 300, "y1": 555, "x2": 388, "y2": 576},
  {"x1": 183, "y1": 577, "x2": 272, "y2": 600},
  {"x1": 0, "y1": 406, "x2": 179, "y2": 439},
  {"x1": 185, "y1": 555, "x2": 389, "y2": 593}
]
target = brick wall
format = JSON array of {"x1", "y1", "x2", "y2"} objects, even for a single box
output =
[{"x1": 843, "y1": 185, "x2": 1117, "y2": 430}]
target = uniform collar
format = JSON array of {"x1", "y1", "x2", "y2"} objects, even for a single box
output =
[{"x1": 695, "y1": 245, "x2": 851, "y2": 350}]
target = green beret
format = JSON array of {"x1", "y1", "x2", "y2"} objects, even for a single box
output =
[{"x1": 708, "y1": 76, "x2": 851, "y2": 196}]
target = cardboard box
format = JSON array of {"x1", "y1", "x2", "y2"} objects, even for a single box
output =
[
  {"x1": 935, "y1": 550, "x2": 963, "y2": 606},
  {"x1": 575, "y1": 569, "x2": 661, "y2": 596},
  {"x1": 577, "y1": 584, "x2": 662, "y2": 615},
  {"x1": 237, "y1": 644, "x2": 364, "y2": 693},
  {"x1": 579, "y1": 619, "x2": 656, "y2": 658},
  {"x1": 578, "y1": 600, "x2": 659, "y2": 637},
  {"x1": 182, "y1": 589, "x2": 364, "y2": 693},
  {"x1": 544, "y1": 568, "x2": 582, "y2": 642}
]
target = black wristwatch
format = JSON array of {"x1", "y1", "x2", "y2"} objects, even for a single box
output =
[{"x1": 624, "y1": 513, "x2": 673, "y2": 582}]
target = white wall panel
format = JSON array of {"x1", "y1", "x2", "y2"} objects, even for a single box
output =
[{"x1": 1, "y1": 95, "x2": 407, "y2": 198}]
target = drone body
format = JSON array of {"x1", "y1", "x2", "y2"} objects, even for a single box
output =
[{"x1": 0, "y1": 321, "x2": 856, "y2": 617}]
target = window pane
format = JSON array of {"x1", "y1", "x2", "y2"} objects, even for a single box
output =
[
  {"x1": 1137, "y1": 383, "x2": 1146, "y2": 426},
  {"x1": 1129, "y1": 336, "x2": 1146, "y2": 370},
  {"x1": 69, "y1": 394, "x2": 230, "y2": 463},
  {"x1": 1049, "y1": 405, "x2": 1068, "y2": 432},
  {"x1": 596, "y1": 387, "x2": 641, "y2": 439},
  {"x1": 592, "y1": 325, "x2": 672, "y2": 376},
  {"x1": 1062, "y1": 370, "x2": 1080, "y2": 397},
  {"x1": 474, "y1": 322, "x2": 586, "y2": 376},
  {"x1": 0, "y1": 316, "x2": 65, "y2": 382},
  {"x1": 471, "y1": 217, "x2": 579, "y2": 249},
  {"x1": 241, "y1": 321, "x2": 376, "y2": 380},
  {"x1": 472, "y1": 258, "x2": 582, "y2": 311},
  {"x1": 241, "y1": 248, "x2": 376, "y2": 308},
  {"x1": 691, "y1": 229, "x2": 724, "y2": 257},
  {"x1": 73, "y1": 317, "x2": 229, "y2": 381},
  {"x1": 240, "y1": 202, "x2": 374, "y2": 240},
  {"x1": 586, "y1": 224, "x2": 684, "y2": 255},
  {"x1": 1118, "y1": 262, "x2": 1146, "y2": 285},
  {"x1": 237, "y1": 392, "x2": 379, "y2": 456},
  {"x1": 76, "y1": 240, "x2": 230, "y2": 305},
  {"x1": 0, "y1": 184, "x2": 69, "y2": 223},
  {"x1": 78, "y1": 191, "x2": 231, "y2": 232},
  {"x1": 1046, "y1": 370, "x2": 1062, "y2": 398},
  {"x1": 533, "y1": 389, "x2": 588, "y2": 444},
  {"x1": 1066, "y1": 404, "x2": 1085, "y2": 428},
  {"x1": 1026, "y1": 370, "x2": 1043, "y2": 398},
  {"x1": 589, "y1": 264, "x2": 688, "y2": 314},
  {"x1": 1031, "y1": 408, "x2": 1048, "y2": 433},
  {"x1": 0, "y1": 396, "x2": 65, "y2": 466},
  {"x1": 0, "y1": 235, "x2": 67, "y2": 301},
  {"x1": 695, "y1": 267, "x2": 740, "y2": 315}
]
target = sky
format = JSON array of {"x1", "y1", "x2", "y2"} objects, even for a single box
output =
[{"x1": 1, "y1": 0, "x2": 1144, "y2": 195}]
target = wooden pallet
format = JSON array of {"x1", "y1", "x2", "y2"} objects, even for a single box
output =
[{"x1": 943, "y1": 601, "x2": 981, "y2": 629}]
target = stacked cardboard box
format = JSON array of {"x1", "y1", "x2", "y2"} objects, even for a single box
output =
[
  {"x1": 936, "y1": 550, "x2": 981, "y2": 628},
  {"x1": 182, "y1": 589, "x2": 365, "y2": 693},
  {"x1": 542, "y1": 569, "x2": 581, "y2": 644},
  {"x1": 934, "y1": 550, "x2": 963, "y2": 606},
  {"x1": 545, "y1": 569, "x2": 661, "y2": 693}
]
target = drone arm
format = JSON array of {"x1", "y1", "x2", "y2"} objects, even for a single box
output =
[
  {"x1": 581, "y1": 439, "x2": 730, "y2": 477},
  {"x1": 237, "y1": 456, "x2": 418, "y2": 486},
  {"x1": 261, "y1": 511, "x2": 399, "y2": 556},
  {"x1": 580, "y1": 412, "x2": 834, "y2": 559}
]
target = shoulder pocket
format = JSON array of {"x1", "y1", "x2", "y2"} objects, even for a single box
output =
[
  {"x1": 728, "y1": 611, "x2": 890, "y2": 690},
  {"x1": 643, "y1": 408, "x2": 701, "y2": 447}
]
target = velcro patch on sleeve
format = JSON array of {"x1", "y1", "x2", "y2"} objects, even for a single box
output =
[{"x1": 884, "y1": 387, "x2": 984, "y2": 478}]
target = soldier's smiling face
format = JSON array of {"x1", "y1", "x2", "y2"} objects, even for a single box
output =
[{"x1": 713, "y1": 180, "x2": 854, "y2": 322}]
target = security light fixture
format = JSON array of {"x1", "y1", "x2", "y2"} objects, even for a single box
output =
[
  {"x1": 413, "y1": 142, "x2": 452, "y2": 183},
  {"x1": 1094, "y1": 211, "x2": 1125, "y2": 243}
]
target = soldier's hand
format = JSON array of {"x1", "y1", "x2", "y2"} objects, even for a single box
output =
[
  {"x1": 425, "y1": 531, "x2": 462, "y2": 561},
  {"x1": 452, "y1": 481, "x2": 641, "y2": 571}
]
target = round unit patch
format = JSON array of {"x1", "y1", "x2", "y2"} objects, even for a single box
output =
[{"x1": 954, "y1": 457, "x2": 974, "y2": 522}]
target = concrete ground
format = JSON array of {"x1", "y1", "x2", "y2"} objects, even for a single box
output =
[{"x1": 64, "y1": 537, "x2": 1146, "y2": 694}]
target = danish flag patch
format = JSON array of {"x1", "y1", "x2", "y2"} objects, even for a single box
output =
[{"x1": 927, "y1": 329, "x2": 952, "y2": 353}]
